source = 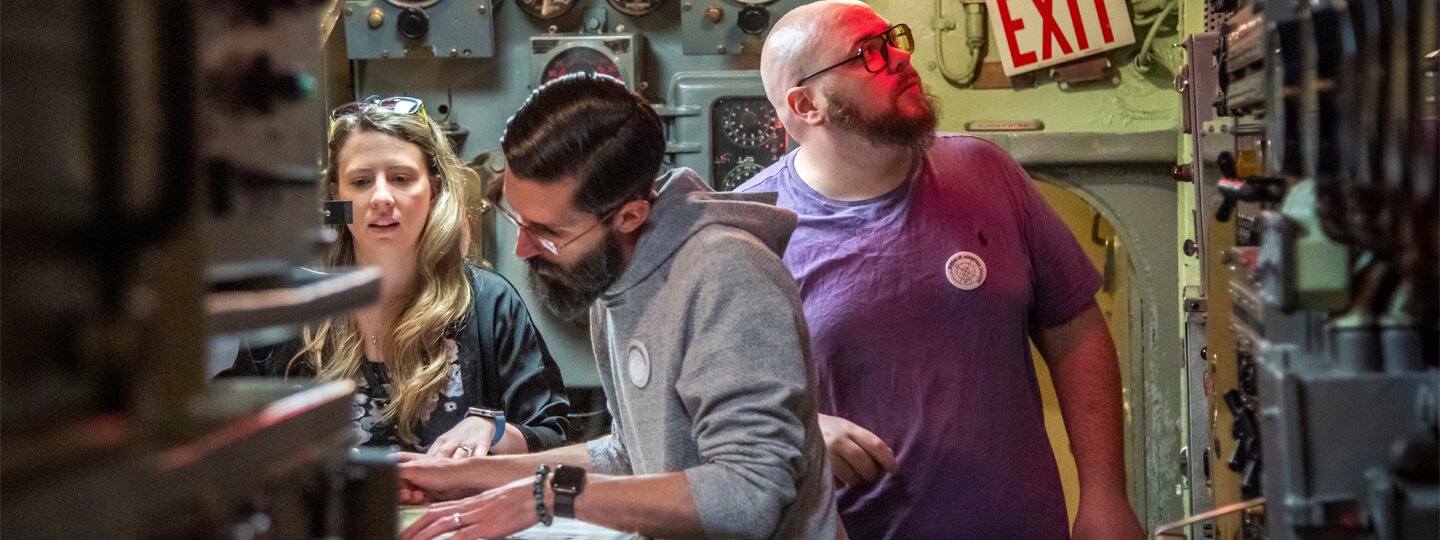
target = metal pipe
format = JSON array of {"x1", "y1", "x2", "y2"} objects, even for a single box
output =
[
  {"x1": 934, "y1": 0, "x2": 985, "y2": 86},
  {"x1": 1151, "y1": 497, "x2": 1266, "y2": 539},
  {"x1": 1135, "y1": 0, "x2": 1178, "y2": 73}
]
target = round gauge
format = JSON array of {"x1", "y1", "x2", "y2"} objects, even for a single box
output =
[
  {"x1": 385, "y1": 0, "x2": 441, "y2": 7},
  {"x1": 606, "y1": 0, "x2": 664, "y2": 16},
  {"x1": 719, "y1": 101, "x2": 782, "y2": 148},
  {"x1": 541, "y1": 46, "x2": 623, "y2": 86},
  {"x1": 721, "y1": 157, "x2": 767, "y2": 191},
  {"x1": 516, "y1": 0, "x2": 577, "y2": 20}
]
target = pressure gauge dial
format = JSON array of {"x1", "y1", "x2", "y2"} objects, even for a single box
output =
[
  {"x1": 719, "y1": 100, "x2": 783, "y2": 148},
  {"x1": 540, "y1": 46, "x2": 622, "y2": 85},
  {"x1": 517, "y1": 0, "x2": 577, "y2": 19},
  {"x1": 720, "y1": 157, "x2": 767, "y2": 191},
  {"x1": 710, "y1": 96, "x2": 787, "y2": 192},
  {"x1": 606, "y1": 0, "x2": 664, "y2": 17}
]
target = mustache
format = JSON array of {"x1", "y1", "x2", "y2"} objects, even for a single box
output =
[
  {"x1": 896, "y1": 72, "x2": 922, "y2": 92},
  {"x1": 524, "y1": 232, "x2": 624, "y2": 324}
]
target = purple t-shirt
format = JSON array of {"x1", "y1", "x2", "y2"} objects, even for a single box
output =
[{"x1": 736, "y1": 134, "x2": 1101, "y2": 539}]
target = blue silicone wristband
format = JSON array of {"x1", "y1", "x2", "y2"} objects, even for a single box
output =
[
  {"x1": 489, "y1": 411, "x2": 505, "y2": 446},
  {"x1": 467, "y1": 407, "x2": 506, "y2": 447}
]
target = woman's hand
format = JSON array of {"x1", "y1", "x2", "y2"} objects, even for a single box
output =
[
  {"x1": 427, "y1": 415, "x2": 498, "y2": 459},
  {"x1": 400, "y1": 476, "x2": 540, "y2": 540}
]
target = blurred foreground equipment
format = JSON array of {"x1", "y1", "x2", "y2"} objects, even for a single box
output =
[
  {"x1": 1, "y1": 0, "x2": 389, "y2": 537},
  {"x1": 1177, "y1": 0, "x2": 1438, "y2": 537}
]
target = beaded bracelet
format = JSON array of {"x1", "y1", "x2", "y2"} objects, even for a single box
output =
[{"x1": 534, "y1": 464, "x2": 553, "y2": 526}]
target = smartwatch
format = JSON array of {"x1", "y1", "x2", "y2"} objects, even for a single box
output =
[
  {"x1": 549, "y1": 465, "x2": 587, "y2": 519},
  {"x1": 465, "y1": 407, "x2": 506, "y2": 446}
]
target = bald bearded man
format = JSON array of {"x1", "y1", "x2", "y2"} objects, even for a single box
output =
[{"x1": 735, "y1": 2, "x2": 1146, "y2": 539}]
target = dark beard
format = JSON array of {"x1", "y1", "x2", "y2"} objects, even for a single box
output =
[
  {"x1": 826, "y1": 88, "x2": 939, "y2": 151},
  {"x1": 525, "y1": 230, "x2": 625, "y2": 325}
]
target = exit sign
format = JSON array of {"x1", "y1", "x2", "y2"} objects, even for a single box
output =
[{"x1": 984, "y1": 0, "x2": 1136, "y2": 76}]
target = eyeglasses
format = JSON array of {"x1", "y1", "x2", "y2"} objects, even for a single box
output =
[
  {"x1": 331, "y1": 96, "x2": 426, "y2": 119},
  {"x1": 796, "y1": 23, "x2": 914, "y2": 87},
  {"x1": 485, "y1": 176, "x2": 628, "y2": 256}
]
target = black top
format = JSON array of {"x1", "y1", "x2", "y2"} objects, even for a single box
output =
[{"x1": 218, "y1": 263, "x2": 570, "y2": 452}]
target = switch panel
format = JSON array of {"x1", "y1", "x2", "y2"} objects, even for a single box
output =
[
  {"x1": 680, "y1": 0, "x2": 809, "y2": 55},
  {"x1": 343, "y1": 0, "x2": 495, "y2": 59}
]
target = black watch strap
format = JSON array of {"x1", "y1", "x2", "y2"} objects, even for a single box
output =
[
  {"x1": 550, "y1": 465, "x2": 586, "y2": 519},
  {"x1": 553, "y1": 491, "x2": 577, "y2": 520}
]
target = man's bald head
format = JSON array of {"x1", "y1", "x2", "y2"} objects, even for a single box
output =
[{"x1": 760, "y1": 0, "x2": 880, "y2": 111}]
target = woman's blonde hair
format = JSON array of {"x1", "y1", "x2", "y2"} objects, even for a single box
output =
[{"x1": 298, "y1": 104, "x2": 473, "y2": 444}]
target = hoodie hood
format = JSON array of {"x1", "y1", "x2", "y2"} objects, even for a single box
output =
[{"x1": 604, "y1": 168, "x2": 796, "y2": 297}]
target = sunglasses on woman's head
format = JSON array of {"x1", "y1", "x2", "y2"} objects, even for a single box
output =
[{"x1": 330, "y1": 96, "x2": 425, "y2": 119}]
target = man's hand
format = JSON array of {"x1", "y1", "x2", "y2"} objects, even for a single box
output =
[
  {"x1": 426, "y1": 416, "x2": 497, "y2": 459},
  {"x1": 1070, "y1": 490, "x2": 1145, "y2": 540},
  {"x1": 394, "y1": 452, "x2": 487, "y2": 504},
  {"x1": 400, "y1": 476, "x2": 539, "y2": 540},
  {"x1": 817, "y1": 413, "x2": 897, "y2": 486}
]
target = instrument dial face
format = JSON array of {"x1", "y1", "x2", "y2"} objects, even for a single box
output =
[
  {"x1": 710, "y1": 97, "x2": 787, "y2": 192},
  {"x1": 606, "y1": 0, "x2": 664, "y2": 16},
  {"x1": 385, "y1": 0, "x2": 441, "y2": 7},
  {"x1": 719, "y1": 100, "x2": 783, "y2": 149},
  {"x1": 516, "y1": 0, "x2": 577, "y2": 20},
  {"x1": 541, "y1": 46, "x2": 622, "y2": 85},
  {"x1": 720, "y1": 157, "x2": 767, "y2": 191}
]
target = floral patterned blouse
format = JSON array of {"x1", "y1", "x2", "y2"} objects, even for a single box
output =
[{"x1": 220, "y1": 263, "x2": 571, "y2": 453}]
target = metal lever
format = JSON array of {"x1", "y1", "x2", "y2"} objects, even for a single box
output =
[
  {"x1": 1214, "y1": 151, "x2": 1288, "y2": 222},
  {"x1": 1224, "y1": 389, "x2": 1263, "y2": 498}
]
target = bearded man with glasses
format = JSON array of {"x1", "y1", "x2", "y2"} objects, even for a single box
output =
[
  {"x1": 734, "y1": 2, "x2": 1145, "y2": 539},
  {"x1": 395, "y1": 72, "x2": 842, "y2": 540}
]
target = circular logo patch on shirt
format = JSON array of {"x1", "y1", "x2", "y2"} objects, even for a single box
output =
[
  {"x1": 627, "y1": 340, "x2": 650, "y2": 388},
  {"x1": 945, "y1": 251, "x2": 987, "y2": 290}
]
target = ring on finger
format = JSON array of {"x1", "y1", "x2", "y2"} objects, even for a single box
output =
[
  {"x1": 457, "y1": 442, "x2": 474, "y2": 455},
  {"x1": 452, "y1": 512, "x2": 462, "y2": 527}
]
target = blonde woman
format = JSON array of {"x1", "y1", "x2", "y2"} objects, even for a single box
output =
[{"x1": 220, "y1": 98, "x2": 569, "y2": 457}]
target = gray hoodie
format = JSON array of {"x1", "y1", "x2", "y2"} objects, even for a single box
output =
[{"x1": 585, "y1": 168, "x2": 841, "y2": 540}]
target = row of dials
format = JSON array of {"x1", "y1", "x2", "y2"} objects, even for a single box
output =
[
  {"x1": 516, "y1": 0, "x2": 773, "y2": 19},
  {"x1": 711, "y1": 97, "x2": 787, "y2": 191},
  {"x1": 519, "y1": 0, "x2": 660, "y2": 18}
]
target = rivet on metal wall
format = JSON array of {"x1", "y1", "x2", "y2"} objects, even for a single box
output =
[
  {"x1": 717, "y1": 45, "x2": 726, "y2": 53},
  {"x1": 479, "y1": 5, "x2": 488, "y2": 14},
  {"x1": 345, "y1": 6, "x2": 353, "y2": 16},
  {"x1": 616, "y1": 25, "x2": 626, "y2": 32},
  {"x1": 368, "y1": 8, "x2": 385, "y2": 28},
  {"x1": 451, "y1": 49, "x2": 459, "y2": 57},
  {"x1": 382, "y1": 50, "x2": 390, "y2": 58},
  {"x1": 683, "y1": 2, "x2": 692, "y2": 11}
]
